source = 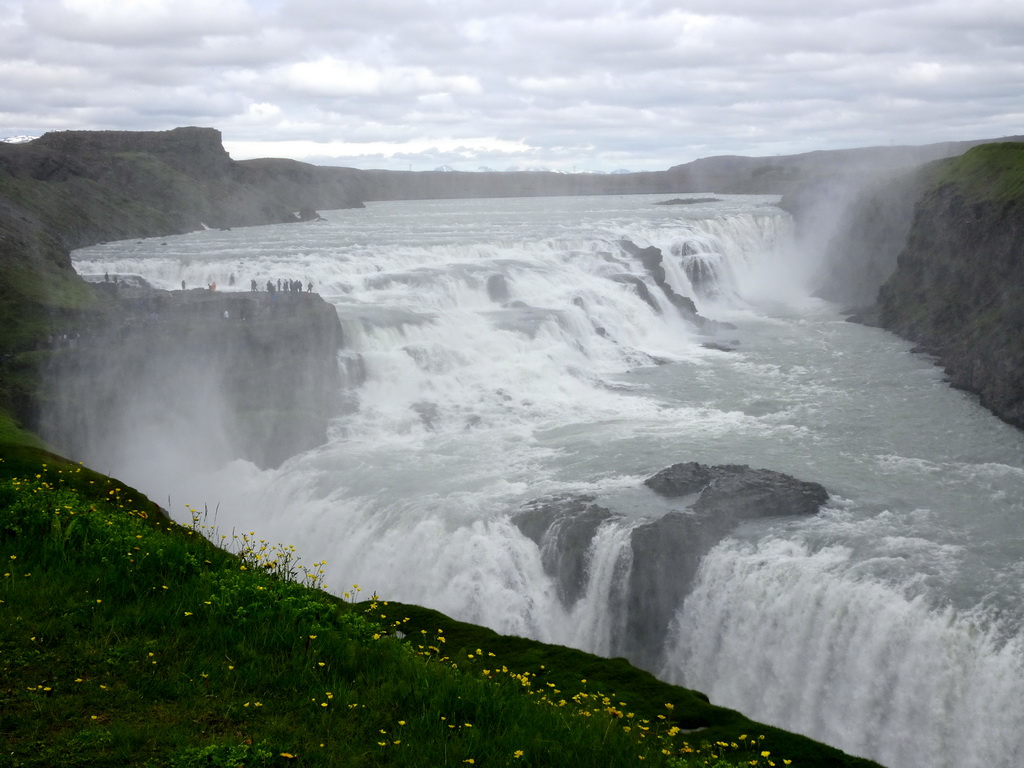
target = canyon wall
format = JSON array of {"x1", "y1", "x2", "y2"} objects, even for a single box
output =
[
  {"x1": 0, "y1": 127, "x2": 358, "y2": 459},
  {"x1": 874, "y1": 144, "x2": 1024, "y2": 428},
  {"x1": 786, "y1": 142, "x2": 1024, "y2": 429}
]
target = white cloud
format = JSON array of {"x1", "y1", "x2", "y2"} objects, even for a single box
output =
[
  {"x1": 24, "y1": 0, "x2": 260, "y2": 45},
  {"x1": 0, "y1": 0, "x2": 1020, "y2": 170},
  {"x1": 277, "y1": 57, "x2": 481, "y2": 99}
]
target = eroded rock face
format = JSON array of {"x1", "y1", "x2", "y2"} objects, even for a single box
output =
[
  {"x1": 514, "y1": 495, "x2": 619, "y2": 607},
  {"x1": 513, "y1": 462, "x2": 829, "y2": 670},
  {"x1": 874, "y1": 157, "x2": 1024, "y2": 429},
  {"x1": 627, "y1": 463, "x2": 828, "y2": 664},
  {"x1": 619, "y1": 239, "x2": 700, "y2": 317},
  {"x1": 617, "y1": 240, "x2": 734, "y2": 333},
  {"x1": 486, "y1": 274, "x2": 511, "y2": 303},
  {"x1": 40, "y1": 285, "x2": 346, "y2": 470}
]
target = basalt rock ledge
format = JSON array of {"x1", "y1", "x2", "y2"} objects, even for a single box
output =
[
  {"x1": 39, "y1": 281, "x2": 345, "y2": 470},
  {"x1": 513, "y1": 462, "x2": 829, "y2": 670}
]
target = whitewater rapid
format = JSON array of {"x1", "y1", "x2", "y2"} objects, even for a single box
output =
[{"x1": 67, "y1": 194, "x2": 1024, "y2": 768}]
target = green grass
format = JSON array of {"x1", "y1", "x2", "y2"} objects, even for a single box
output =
[
  {"x1": 933, "y1": 142, "x2": 1024, "y2": 204},
  {"x1": 0, "y1": 450, "x2": 883, "y2": 768},
  {"x1": 0, "y1": 414, "x2": 45, "y2": 451}
]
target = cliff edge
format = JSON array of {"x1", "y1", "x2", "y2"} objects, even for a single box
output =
[
  {"x1": 0, "y1": 127, "x2": 364, "y2": 249},
  {"x1": 39, "y1": 283, "x2": 344, "y2": 470},
  {"x1": 0, "y1": 127, "x2": 357, "y2": 463},
  {"x1": 873, "y1": 144, "x2": 1024, "y2": 427}
]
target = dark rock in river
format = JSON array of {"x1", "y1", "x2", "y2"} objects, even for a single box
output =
[
  {"x1": 626, "y1": 463, "x2": 829, "y2": 665},
  {"x1": 610, "y1": 274, "x2": 659, "y2": 312},
  {"x1": 514, "y1": 495, "x2": 620, "y2": 607},
  {"x1": 486, "y1": 273, "x2": 511, "y2": 303},
  {"x1": 617, "y1": 239, "x2": 735, "y2": 333},
  {"x1": 513, "y1": 462, "x2": 829, "y2": 670},
  {"x1": 645, "y1": 461, "x2": 829, "y2": 517}
]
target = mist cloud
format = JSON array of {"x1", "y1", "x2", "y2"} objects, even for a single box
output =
[{"x1": 1, "y1": 0, "x2": 1021, "y2": 171}]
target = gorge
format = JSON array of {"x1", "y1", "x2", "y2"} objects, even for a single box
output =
[{"x1": 3, "y1": 129, "x2": 1024, "y2": 768}]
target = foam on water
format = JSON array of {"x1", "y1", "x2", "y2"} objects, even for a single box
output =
[
  {"x1": 68, "y1": 194, "x2": 1024, "y2": 768},
  {"x1": 663, "y1": 537, "x2": 1024, "y2": 768}
]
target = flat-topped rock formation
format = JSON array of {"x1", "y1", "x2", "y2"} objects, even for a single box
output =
[{"x1": 40, "y1": 282, "x2": 345, "y2": 469}]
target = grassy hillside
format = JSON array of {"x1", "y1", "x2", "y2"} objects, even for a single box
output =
[
  {"x1": 933, "y1": 142, "x2": 1024, "y2": 204},
  {"x1": 0, "y1": 445, "x2": 883, "y2": 768}
]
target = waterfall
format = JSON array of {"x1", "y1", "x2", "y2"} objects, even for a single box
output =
[
  {"x1": 662, "y1": 538, "x2": 1024, "y2": 768},
  {"x1": 62, "y1": 194, "x2": 1024, "y2": 768}
]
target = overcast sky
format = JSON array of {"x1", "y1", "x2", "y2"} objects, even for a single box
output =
[{"x1": 1, "y1": 0, "x2": 1021, "y2": 172}]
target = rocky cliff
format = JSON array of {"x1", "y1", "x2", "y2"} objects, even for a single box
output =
[
  {"x1": 785, "y1": 142, "x2": 1024, "y2": 429},
  {"x1": 514, "y1": 463, "x2": 829, "y2": 671},
  {"x1": 39, "y1": 283, "x2": 344, "y2": 469},
  {"x1": 0, "y1": 127, "x2": 359, "y2": 463},
  {"x1": 873, "y1": 144, "x2": 1024, "y2": 427}
]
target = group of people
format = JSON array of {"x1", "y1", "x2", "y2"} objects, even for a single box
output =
[
  {"x1": 257, "y1": 278, "x2": 314, "y2": 294},
  {"x1": 177, "y1": 277, "x2": 316, "y2": 294}
]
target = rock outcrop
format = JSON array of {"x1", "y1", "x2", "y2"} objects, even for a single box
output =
[
  {"x1": 627, "y1": 463, "x2": 828, "y2": 664},
  {"x1": 512, "y1": 462, "x2": 829, "y2": 669},
  {"x1": 39, "y1": 284, "x2": 345, "y2": 469},
  {"x1": 514, "y1": 495, "x2": 618, "y2": 607},
  {"x1": 0, "y1": 128, "x2": 362, "y2": 458},
  {"x1": 617, "y1": 240, "x2": 729, "y2": 332},
  {"x1": 873, "y1": 144, "x2": 1024, "y2": 427}
]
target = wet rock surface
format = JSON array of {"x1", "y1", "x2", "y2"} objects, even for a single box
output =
[
  {"x1": 513, "y1": 462, "x2": 829, "y2": 669},
  {"x1": 618, "y1": 240, "x2": 735, "y2": 333},
  {"x1": 628, "y1": 463, "x2": 828, "y2": 664},
  {"x1": 40, "y1": 283, "x2": 345, "y2": 469},
  {"x1": 514, "y1": 495, "x2": 619, "y2": 607},
  {"x1": 644, "y1": 461, "x2": 829, "y2": 517}
]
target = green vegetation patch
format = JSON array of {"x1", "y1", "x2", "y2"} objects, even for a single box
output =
[
  {"x1": 0, "y1": 459, "x2": 883, "y2": 768},
  {"x1": 933, "y1": 142, "x2": 1024, "y2": 204},
  {"x1": 0, "y1": 414, "x2": 46, "y2": 451}
]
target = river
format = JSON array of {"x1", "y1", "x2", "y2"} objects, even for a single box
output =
[{"x1": 68, "y1": 194, "x2": 1024, "y2": 768}]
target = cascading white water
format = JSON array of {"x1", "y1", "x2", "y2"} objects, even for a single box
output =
[
  {"x1": 64, "y1": 194, "x2": 1024, "y2": 768},
  {"x1": 663, "y1": 537, "x2": 1024, "y2": 768}
]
